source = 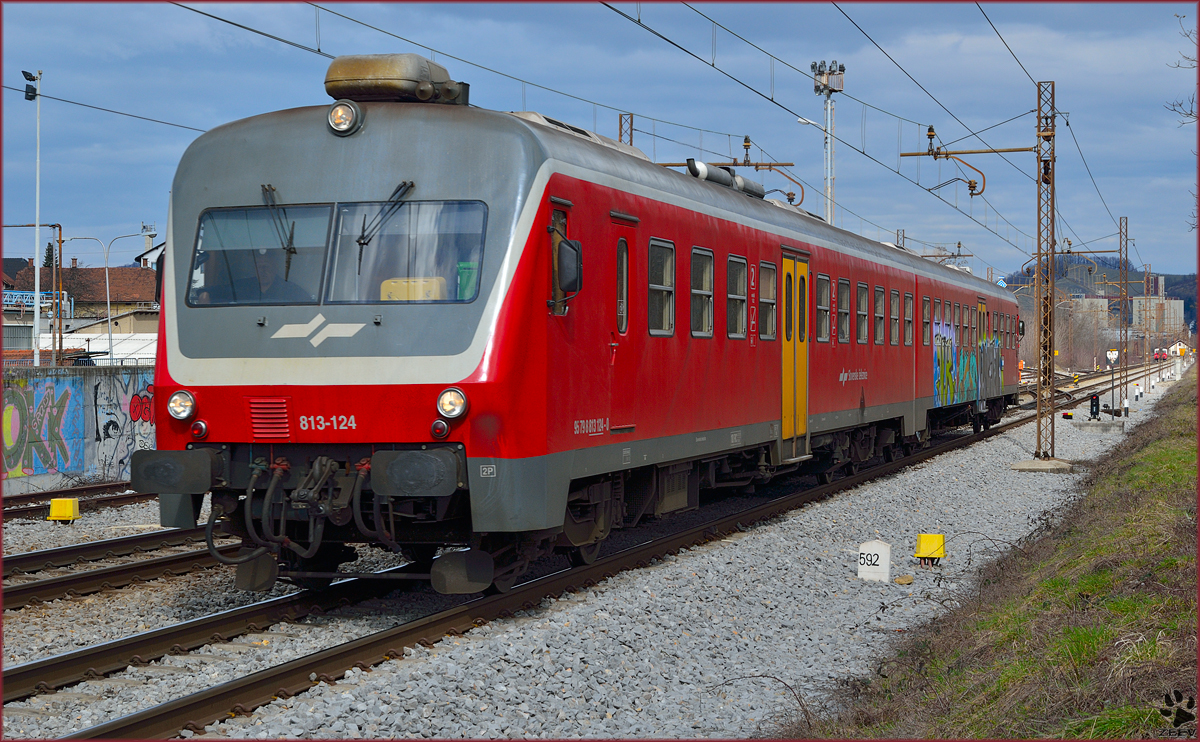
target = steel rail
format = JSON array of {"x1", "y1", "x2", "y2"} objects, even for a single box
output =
[
  {"x1": 66, "y1": 410, "x2": 1049, "y2": 740},
  {"x1": 3, "y1": 481, "x2": 133, "y2": 509},
  {"x1": 3, "y1": 545, "x2": 238, "y2": 610},
  {"x1": 2, "y1": 570, "x2": 415, "y2": 703},
  {"x1": 1, "y1": 491, "x2": 158, "y2": 520},
  {"x1": 3, "y1": 528, "x2": 206, "y2": 578}
]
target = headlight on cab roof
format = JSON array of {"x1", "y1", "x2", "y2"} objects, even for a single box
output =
[
  {"x1": 327, "y1": 99, "x2": 363, "y2": 136},
  {"x1": 437, "y1": 388, "x2": 467, "y2": 419},
  {"x1": 167, "y1": 391, "x2": 196, "y2": 421}
]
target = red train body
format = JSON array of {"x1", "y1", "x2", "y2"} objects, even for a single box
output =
[{"x1": 134, "y1": 54, "x2": 1021, "y2": 593}]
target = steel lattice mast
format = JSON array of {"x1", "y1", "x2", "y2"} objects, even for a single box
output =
[
  {"x1": 1119, "y1": 216, "x2": 1129, "y2": 413},
  {"x1": 1034, "y1": 81, "x2": 1057, "y2": 459}
]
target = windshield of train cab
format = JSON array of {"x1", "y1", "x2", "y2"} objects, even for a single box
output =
[{"x1": 186, "y1": 201, "x2": 487, "y2": 307}]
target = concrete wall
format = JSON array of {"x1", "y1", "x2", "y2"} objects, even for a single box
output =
[{"x1": 2, "y1": 364, "x2": 155, "y2": 494}]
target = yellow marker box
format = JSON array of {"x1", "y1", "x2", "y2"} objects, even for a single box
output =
[
  {"x1": 914, "y1": 533, "x2": 945, "y2": 559},
  {"x1": 47, "y1": 498, "x2": 81, "y2": 522}
]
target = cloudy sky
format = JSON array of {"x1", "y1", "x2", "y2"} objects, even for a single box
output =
[{"x1": 3, "y1": 3, "x2": 1196, "y2": 276}]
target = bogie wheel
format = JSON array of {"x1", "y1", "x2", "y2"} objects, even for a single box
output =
[
  {"x1": 818, "y1": 470, "x2": 835, "y2": 485},
  {"x1": 485, "y1": 570, "x2": 519, "y2": 595},
  {"x1": 568, "y1": 541, "x2": 603, "y2": 567},
  {"x1": 971, "y1": 415, "x2": 982, "y2": 434},
  {"x1": 845, "y1": 462, "x2": 860, "y2": 475}
]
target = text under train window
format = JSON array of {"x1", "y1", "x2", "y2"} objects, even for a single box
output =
[
  {"x1": 759, "y1": 262, "x2": 777, "y2": 340},
  {"x1": 727, "y1": 256, "x2": 747, "y2": 339},
  {"x1": 690, "y1": 248, "x2": 714, "y2": 337},
  {"x1": 648, "y1": 240, "x2": 674, "y2": 335}
]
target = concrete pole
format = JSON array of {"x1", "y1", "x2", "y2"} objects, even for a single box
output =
[{"x1": 33, "y1": 70, "x2": 42, "y2": 366}]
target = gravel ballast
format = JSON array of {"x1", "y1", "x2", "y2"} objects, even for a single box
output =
[{"x1": 1, "y1": 375, "x2": 1181, "y2": 738}]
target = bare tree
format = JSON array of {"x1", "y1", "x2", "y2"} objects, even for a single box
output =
[{"x1": 1167, "y1": 14, "x2": 1198, "y2": 230}]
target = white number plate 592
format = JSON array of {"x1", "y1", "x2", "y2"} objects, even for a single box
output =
[{"x1": 298, "y1": 415, "x2": 357, "y2": 431}]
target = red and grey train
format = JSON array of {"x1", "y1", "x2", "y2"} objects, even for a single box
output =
[{"x1": 132, "y1": 53, "x2": 1022, "y2": 593}]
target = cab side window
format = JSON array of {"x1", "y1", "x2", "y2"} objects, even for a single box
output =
[{"x1": 648, "y1": 240, "x2": 675, "y2": 335}]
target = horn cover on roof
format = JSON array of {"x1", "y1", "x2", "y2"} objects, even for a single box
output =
[{"x1": 324, "y1": 53, "x2": 469, "y2": 105}]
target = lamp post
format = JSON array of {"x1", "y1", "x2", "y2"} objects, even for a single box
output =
[
  {"x1": 23, "y1": 69, "x2": 42, "y2": 365},
  {"x1": 807, "y1": 60, "x2": 845, "y2": 225}
]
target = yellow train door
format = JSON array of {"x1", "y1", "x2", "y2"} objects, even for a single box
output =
[{"x1": 781, "y1": 255, "x2": 808, "y2": 460}]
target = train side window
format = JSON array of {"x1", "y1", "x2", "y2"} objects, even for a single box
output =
[
  {"x1": 1006, "y1": 313, "x2": 1011, "y2": 348},
  {"x1": 933, "y1": 299, "x2": 941, "y2": 334},
  {"x1": 727, "y1": 256, "x2": 748, "y2": 339},
  {"x1": 943, "y1": 298, "x2": 950, "y2": 326},
  {"x1": 690, "y1": 248, "x2": 714, "y2": 337},
  {"x1": 815, "y1": 274, "x2": 831, "y2": 342},
  {"x1": 616, "y1": 239, "x2": 629, "y2": 334},
  {"x1": 784, "y1": 271, "x2": 793, "y2": 341},
  {"x1": 837, "y1": 278, "x2": 851, "y2": 343},
  {"x1": 874, "y1": 286, "x2": 885, "y2": 345},
  {"x1": 971, "y1": 307, "x2": 977, "y2": 345},
  {"x1": 759, "y1": 262, "x2": 777, "y2": 340},
  {"x1": 904, "y1": 293, "x2": 914, "y2": 346},
  {"x1": 648, "y1": 240, "x2": 675, "y2": 336},
  {"x1": 954, "y1": 303, "x2": 961, "y2": 340},
  {"x1": 856, "y1": 282, "x2": 868, "y2": 344},
  {"x1": 922, "y1": 296, "x2": 931, "y2": 345},
  {"x1": 890, "y1": 289, "x2": 900, "y2": 346}
]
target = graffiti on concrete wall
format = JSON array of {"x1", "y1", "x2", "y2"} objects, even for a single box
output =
[
  {"x1": 3, "y1": 377, "x2": 85, "y2": 478},
  {"x1": 3, "y1": 367, "x2": 154, "y2": 484},
  {"x1": 89, "y1": 372, "x2": 154, "y2": 481}
]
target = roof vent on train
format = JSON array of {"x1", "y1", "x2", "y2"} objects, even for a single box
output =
[
  {"x1": 686, "y1": 158, "x2": 766, "y2": 199},
  {"x1": 324, "y1": 53, "x2": 469, "y2": 105}
]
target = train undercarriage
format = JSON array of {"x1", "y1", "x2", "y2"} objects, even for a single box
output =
[{"x1": 153, "y1": 394, "x2": 1013, "y2": 595}]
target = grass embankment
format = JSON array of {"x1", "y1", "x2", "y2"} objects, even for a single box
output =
[{"x1": 785, "y1": 371, "x2": 1198, "y2": 739}]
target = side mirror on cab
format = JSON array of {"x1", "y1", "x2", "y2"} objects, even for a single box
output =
[
  {"x1": 557, "y1": 239, "x2": 582, "y2": 295},
  {"x1": 1018, "y1": 320, "x2": 1025, "y2": 337}
]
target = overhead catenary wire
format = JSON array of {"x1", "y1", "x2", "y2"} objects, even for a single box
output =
[
  {"x1": 603, "y1": 1, "x2": 1033, "y2": 259},
  {"x1": 975, "y1": 3, "x2": 1037, "y2": 85},
  {"x1": 302, "y1": 3, "x2": 739, "y2": 140},
  {"x1": 1, "y1": 85, "x2": 206, "y2": 133},
  {"x1": 973, "y1": 3, "x2": 1137, "y2": 265},
  {"x1": 835, "y1": 3, "x2": 1097, "y2": 260}
]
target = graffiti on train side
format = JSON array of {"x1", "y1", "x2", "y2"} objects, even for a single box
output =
[
  {"x1": 3, "y1": 378, "x2": 85, "y2": 478},
  {"x1": 933, "y1": 321, "x2": 1004, "y2": 407},
  {"x1": 3, "y1": 368, "x2": 154, "y2": 482}
]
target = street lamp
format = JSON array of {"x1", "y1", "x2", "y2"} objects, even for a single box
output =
[
  {"x1": 69, "y1": 233, "x2": 142, "y2": 363},
  {"x1": 807, "y1": 59, "x2": 845, "y2": 226},
  {"x1": 23, "y1": 69, "x2": 42, "y2": 365}
]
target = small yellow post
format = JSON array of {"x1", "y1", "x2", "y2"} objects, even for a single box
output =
[
  {"x1": 914, "y1": 533, "x2": 945, "y2": 567},
  {"x1": 47, "y1": 498, "x2": 80, "y2": 523}
]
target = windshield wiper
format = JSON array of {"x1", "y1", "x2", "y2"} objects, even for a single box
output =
[
  {"x1": 356, "y1": 181, "x2": 414, "y2": 274},
  {"x1": 261, "y1": 184, "x2": 298, "y2": 280}
]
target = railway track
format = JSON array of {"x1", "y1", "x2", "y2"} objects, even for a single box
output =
[
  {"x1": 3, "y1": 490, "x2": 157, "y2": 520},
  {"x1": 58, "y1": 395, "x2": 1109, "y2": 739},
  {"x1": 2, "y1": 544, "x2": 239, "y2": 611},
  {"x1": 3, "y1": 527, "x2": 206, "y2": 578},
  {"x1": 3, "y1": 481, "x2": 134, "y2": 509}
]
